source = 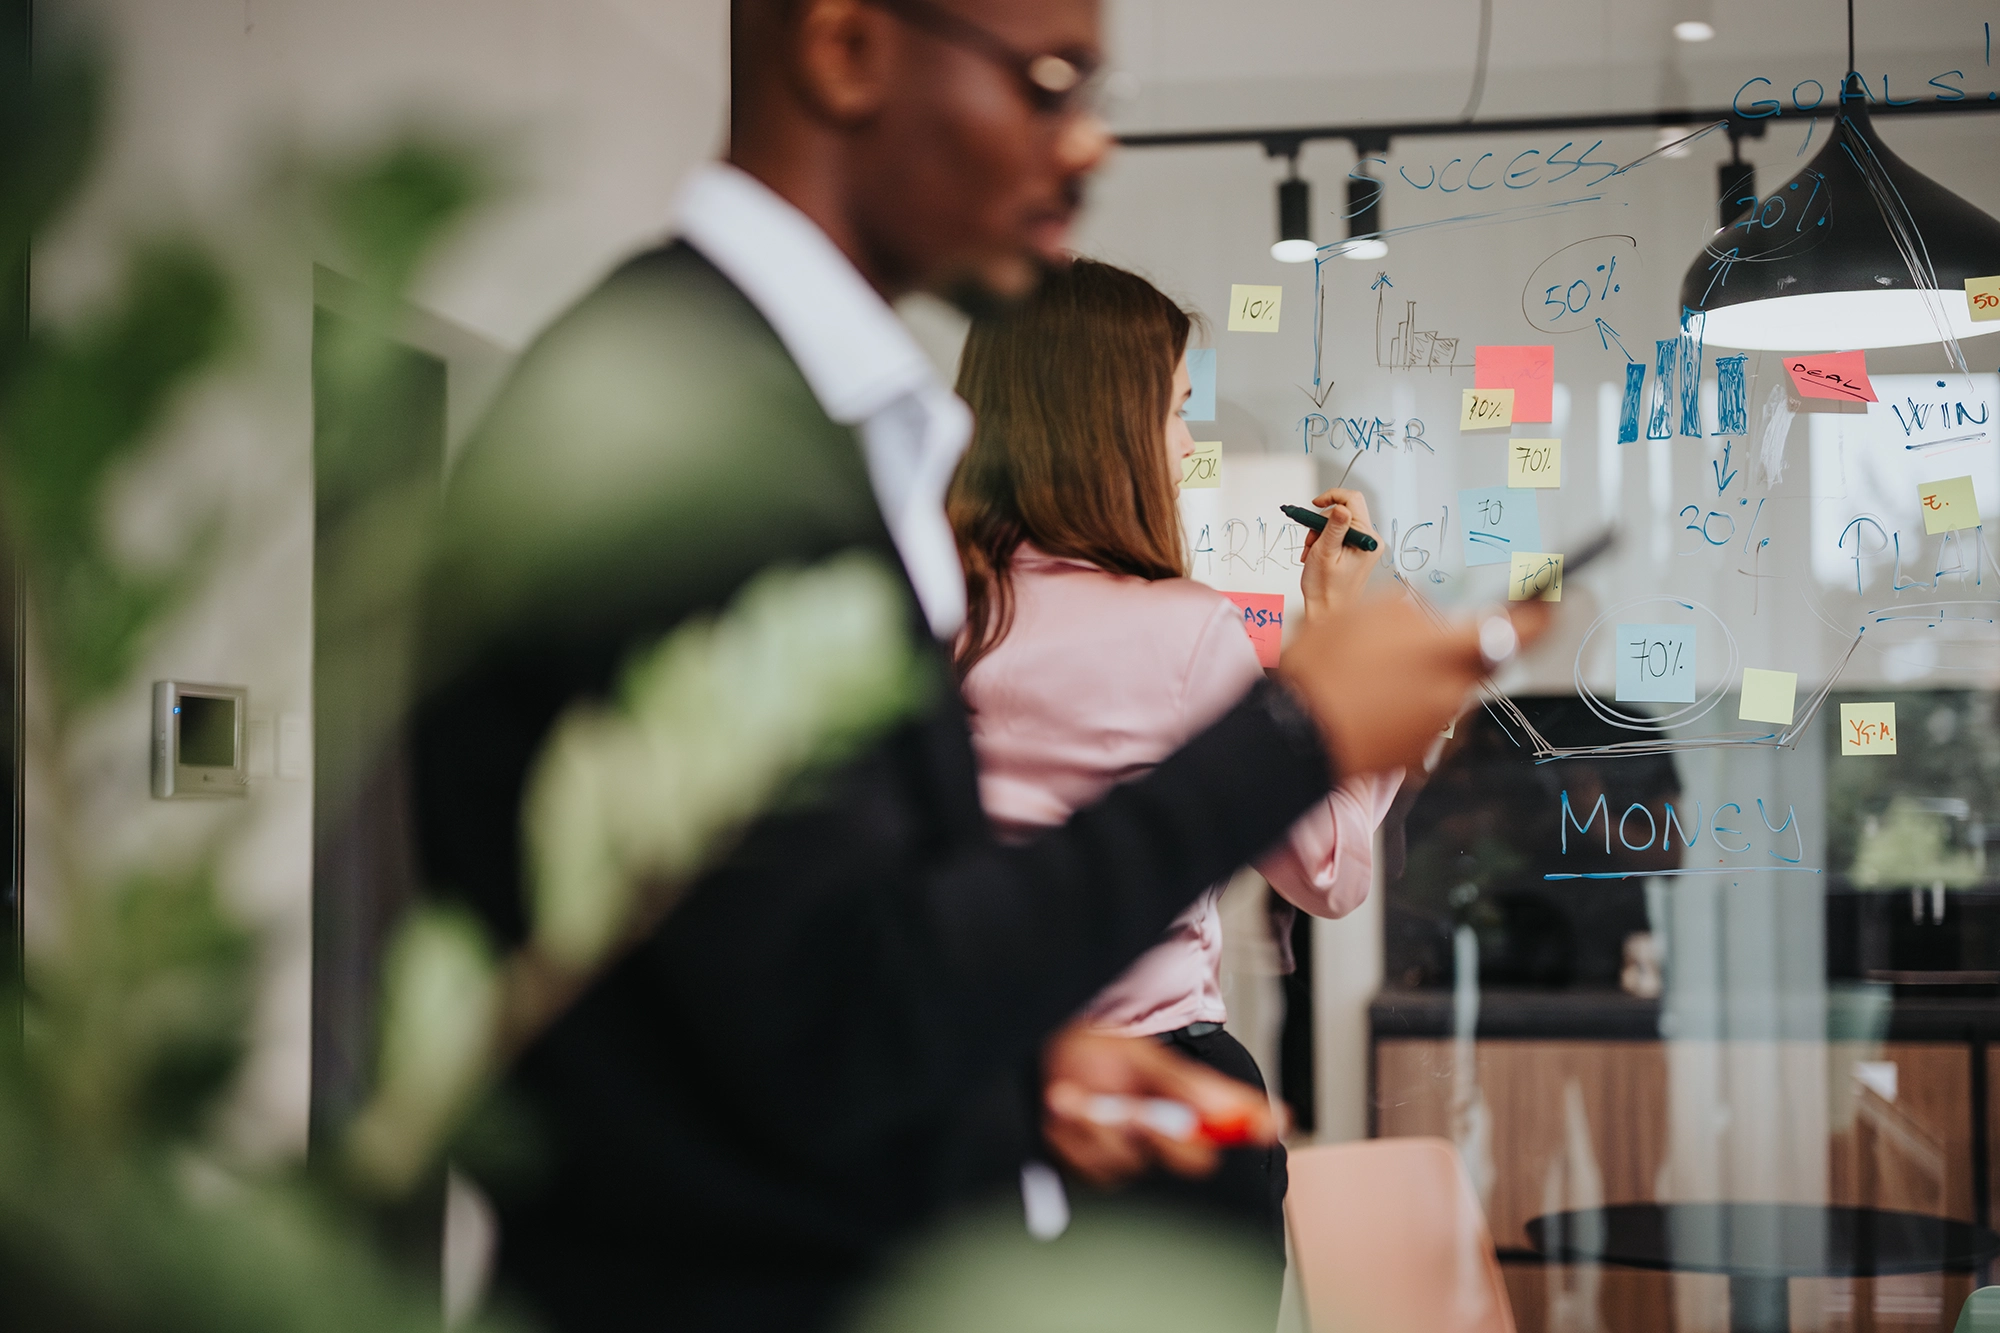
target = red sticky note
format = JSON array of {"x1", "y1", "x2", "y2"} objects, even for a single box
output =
[
  {"x1": 1222, "y1": 592, "x2": 1285, "y2": 668},
  {"x1": 1475, "y1": 345, "x2": 1555, "y2": 423},
  {"x1": 1786, "y1": 350, "x2": 1877, "y2": 403}
]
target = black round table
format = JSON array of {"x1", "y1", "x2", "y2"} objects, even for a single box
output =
[{"x1": 1525, "y1": 1202, "x2": 2000, "y2": 1333}]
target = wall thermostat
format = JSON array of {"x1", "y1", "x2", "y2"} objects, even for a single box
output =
[{"x1": 153, "y1": 681, "x2": 250, "y2": 798}]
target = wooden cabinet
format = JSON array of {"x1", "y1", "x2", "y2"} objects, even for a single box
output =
[{"x1": 1372, "y1": 1038, "x2": 1982, "y2": 1333}]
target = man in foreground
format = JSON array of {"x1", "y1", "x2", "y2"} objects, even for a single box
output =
[{"x1": 411, "y1": 1, "x2": 1544, "y2": 1328}]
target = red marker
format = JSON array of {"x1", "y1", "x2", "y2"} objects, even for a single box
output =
[{"x1": 1082, "y1": 1095, "x2": 1259, "y2": 1146}]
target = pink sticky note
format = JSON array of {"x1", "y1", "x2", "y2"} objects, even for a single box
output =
[
  {"x1": 1475, "y1": 345, "x2": 1555, "y2": 423},
  {"x1": 1222, "y1": 592, "x2": 1285, "y2": 668},
  {"x1": 1786, "y1": 350, "x2": 1877, "y2": 402}
]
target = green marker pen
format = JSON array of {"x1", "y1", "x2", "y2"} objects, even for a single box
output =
[{"x1": 1280, "y1": 504, "x2": 1379, "y2": 552}]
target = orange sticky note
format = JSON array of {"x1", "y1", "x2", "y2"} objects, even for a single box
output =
[
  {"x1": 1223, "y1": 591, "x2": 1285, "y2": 668},
  {"x1": 1839, "y1": 702, "x2": 1897, "y2": 756},
  {"x1": 1785, "y1": 350, "x2": 1877, "y2": 403},
  {"x1": 1475, "y1": 345, "x2": 1555, "y2": 422},
  {"x1": 1917, "y1": 474, "x2": 1979, "y2": 534}
]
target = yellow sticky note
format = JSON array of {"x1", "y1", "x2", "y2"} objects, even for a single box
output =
[
  {"x1": 1918, "y1": 474, "x2": 1979, "y2": 534},
  {"x1": 1227, "y1": 284, "x2": 1283, "y2": 333},
  {"x1": 1181, "y1": 441, "x2": 1221, "y2": 489},
  {"x1": 1966, "y1": 275, "x2": 2000, "y2": 322},
  {"x1": 1507, "y1": 551, "x2": 1563, "y2": 601},
  {"x1": 1738, "y1": 667, "x2": 1798, "y2": 726},
  {"x1": 1507, "y1": 438, "x2": 1562, "y2": 488},
  {"x1": 1840, "y1": 702, "x2": 1897, "y2": 756},
  {"x1": 1461, "y1": 387, "x2": 1514, "y2": 431}
]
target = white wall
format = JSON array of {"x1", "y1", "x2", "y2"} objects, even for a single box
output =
[{"x1": 31, "y1": 0, "x2": 728, "y2": 1158}]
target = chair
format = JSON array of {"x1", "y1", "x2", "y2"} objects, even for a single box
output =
[
  {"x1": 1286, "y1": 1136, "x2": 1516, "y2": 1333},
  {"x1": 1957, "y1": 1285, "x2": 2000, "y2": 1333}
]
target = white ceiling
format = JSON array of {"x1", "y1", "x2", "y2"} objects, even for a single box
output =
[{"x1": 1104, "y1": 0, "x2": 2000, "y2": 130}]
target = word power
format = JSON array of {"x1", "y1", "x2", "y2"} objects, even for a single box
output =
[
  {"x1": 1228, "y1": 284, "x2": 1283, "y2": 333},
  {"x1": 1508, "y1": 551, "x2": 1563, "y2": 601},
  {"x1": 1615, "y1": 623, "x2": 1696, "y2": 704},
  {"x1": 1508, "y1": 438, "x2": 1562, "y2": 488},
  {"x1": 1181, "y1": 441, "x2": 1221, "y2": 490},
  {"x1": 1840, "y1": 702, "x2": 1897, "y2": 756},
  {"x1": 1461, "y1": 387, "x2": 1515, "y2": 431},
  {"x1": 1738, "y1": 667, "x2": 1798, "y2": 726},
  {"x1": 1919, "y1": 475, "x2": 1980, "y2": 534},
  {"x1": 1299, "y1": 414, "x2": 1432, "y2": 456}
]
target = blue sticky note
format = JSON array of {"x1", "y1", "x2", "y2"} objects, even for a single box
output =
[
  {"x1": 1458, "y1": 485, "x2": 1542, "y2": 567},
  {"x1": 1615, "y1": 623, "x2": 1697, "y2": 703},
  {"x1": 1183, "y1": 348, "x2": 1216, "y2": 421}
]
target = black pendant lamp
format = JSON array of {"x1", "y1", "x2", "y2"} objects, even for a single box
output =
[{"x1": 1680, "y1": 8, "x2": 2000, "y2": 351}]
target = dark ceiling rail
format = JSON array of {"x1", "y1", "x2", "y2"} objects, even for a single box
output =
[{"x1": 1115, "y1": 96, "x2": 2000, "y2": 158}]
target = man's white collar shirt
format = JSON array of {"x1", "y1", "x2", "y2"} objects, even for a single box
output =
[{"x1": 674, "y1": 162, "x2": 972, "y2": 640}]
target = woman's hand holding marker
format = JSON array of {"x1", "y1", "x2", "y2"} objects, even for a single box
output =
[{"x1": 1298, "y1": 487, "x2": 1381, "y2": 620}]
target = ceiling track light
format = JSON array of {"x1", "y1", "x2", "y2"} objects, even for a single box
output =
[
  {"x1": 1681, "y1": 0, "x2": 2000, "y2": 352},
  {"x1": 1270, "y1": 150, "x2": 1316, "y2": 263},
  {"x1": 1339, "y1": 170, "x2": 1389, "y2": 261}
]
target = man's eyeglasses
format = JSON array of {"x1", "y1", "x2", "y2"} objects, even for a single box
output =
[{"x1": 862, "y1": 0, "x2": 1105, "y2": 118}]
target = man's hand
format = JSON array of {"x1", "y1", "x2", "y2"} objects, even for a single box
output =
[
  {"x1": 1298, "y1": 487, "x2": 1381, "y2": 620},
  {"x1": 1041, "y1": 1025, "x2": 1280, "y2": 1190},
  {"x1": 1277, "y1": 594, "x2": 1552, "y2": 776}
]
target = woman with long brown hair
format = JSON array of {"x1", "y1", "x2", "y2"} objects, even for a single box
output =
[{"x1": 950, "y1": 258, "x2": 1402, "y2": 1268}]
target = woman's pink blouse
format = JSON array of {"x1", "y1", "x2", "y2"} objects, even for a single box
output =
[{"x1": 960, "y1": 547, "x2": 1403, "y2": 1037}]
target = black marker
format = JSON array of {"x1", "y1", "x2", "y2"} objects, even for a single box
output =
[{"x1": 1280, "y1": 504, "x2": 1379, "y2": 552}]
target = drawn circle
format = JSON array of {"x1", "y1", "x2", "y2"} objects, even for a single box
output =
[
  {"x1": 1572, "y1": 595, "x2": 1741, "y2": 732},
  {"x1": 1698, "y1": 169, "x2": 1832, "y2": 266},
  {"x1": 1521, "y1": 234, "x2": 1642, "y2": 335}
]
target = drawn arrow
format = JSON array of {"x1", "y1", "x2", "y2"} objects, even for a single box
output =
[
  {"x1": 1712, "y1": 440, "x2": 1738, "y2": 495},
  {"x1": 1298, "y1": 380, "x2": 1336, "y2": 410},
  {"x1": 1595, "y1": 317, "x2": 1637, "y2": 362},
  {"x1": 1370, "y1": 271, "x2": 1394, "y2": 291}
]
